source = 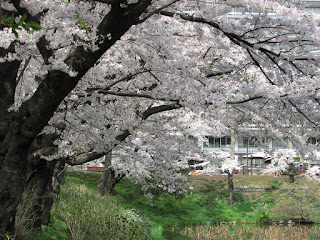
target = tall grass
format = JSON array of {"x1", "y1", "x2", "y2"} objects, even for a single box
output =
[
  {"x1": 53, "y1": 182, "x2": 151, "y2": 240},
  {"x1": 182, "y1": 224, "x2": 320, "y2": 240}
]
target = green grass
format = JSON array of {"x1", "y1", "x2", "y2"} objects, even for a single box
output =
[
  {"x1": 59, "y1": 172, "x2": 277, "y2": 227},
  {"x1": 19, "y1": 171, "x2": 320, "y2": 239},
  {"x1": 29, "y1": 217, "x2": 70, "y2": 240},
  {"x1": 110, "y1": 173, "x2": 274, "y2": 226},
  {"x1": 63, "y1": 171, "x2": 100, "y2": 190}
]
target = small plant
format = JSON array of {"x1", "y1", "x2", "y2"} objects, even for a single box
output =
[
  {"x1": 256, "y1": 202, "x2": 271, "y2": 224},
  {"x1": 73, "y1": 11, "x2": 90, "y2": 31}
]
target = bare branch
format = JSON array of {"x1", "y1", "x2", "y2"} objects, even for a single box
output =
[
  {"x1": 138, "y1": 0, "x2": 180, "y2": 23},
  {"x1": 288, "y1": 100, "x2": 320, "y2": 128},
  {"x1": 227, "y1": 96, "x2": 264, "y2": 105},
  {"x1": 206, "y1": 70, "x2": 233, "y2": 78},
  {"x1": 247, "y1": 48, "x2": 275, "y2": 85}
]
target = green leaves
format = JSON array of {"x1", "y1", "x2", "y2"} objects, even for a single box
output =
[
  {"x1": 24, "y1": 21, "x2": 43, "y2": 31},
  {"x1": 74, "y1": 11, "x2": 90, "y2": 31},
  {"x1": 0, "y1": 13, "x2": 43, "y2": 39},
  {"x1": 18, "y1": 13, "x2": 27, "y2": 25},
  {"x1": 1, "y1": 13, "x2": 15, "y2": 25}
]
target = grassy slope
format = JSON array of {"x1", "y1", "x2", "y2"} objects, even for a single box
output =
[
  {"x1": 111, "y1": 174, "x2": 281, "y2": 226},
  {"x1": 27, "y1": 171, "x2": 320, "y2": 239}
]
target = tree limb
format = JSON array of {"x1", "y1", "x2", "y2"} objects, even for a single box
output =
[{"x1": 66, "y1": 102, "x2": 182, "y2": 165}]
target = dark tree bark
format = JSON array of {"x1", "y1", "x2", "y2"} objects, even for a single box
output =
[
  {"x1": 106, "y1": 170, "x2": 125, "y2": 195},
  {"x1": 289, "y1": 162, "x2": 295, "y2": 183},
  {"x1": 0, "y1": 1, "x2": 152, "y2": 236},
  {"x1": 97, "y1": 151, "x2": 112, "y2": 196},
  {"x1": 97, "y1": 151, "x2": 125, "y2": 196},
  {"x1": 17, "y1": 159, "x2": 65, "y2": 230},
  {"x1": 16, "y1": 132, "x2": 64, "y2": 231},
  {"x1": 228, "y1": 172, "x2": 234, "y2": 207}
]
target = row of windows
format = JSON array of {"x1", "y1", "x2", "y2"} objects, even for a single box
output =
[
  {"x1": 203, "y1": 137, "x2": 288, "y2": 149},
  {"x1": 203, "y1": 136, "x2": 231, "y2": 148},
  {"x1": 203, "y1": 137, "x2": 320, "y2": 149},
  {"x1": 231, "y1": 6, "x2": 320, "y2": 15}
]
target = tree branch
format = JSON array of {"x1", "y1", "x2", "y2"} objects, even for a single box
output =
[
  {"x1": 288, "y1": 100, "x2": 320, "y2": 128},
  {"x1": 66, "y1": 102, "x2": 182, "y2": 165},
  {"x1": 138, "y1": 0, "x2": 180, "y2": 23},
  {"x1": 246, "y1": 48, "x2": 275, "y2": 85},
  {"x1": 17, "y1": 0, "x2": 152, "y2": 140}
]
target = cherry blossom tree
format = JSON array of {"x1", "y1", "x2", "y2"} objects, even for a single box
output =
[
  {"x1": 0, "y1": 0, "x2": 158, "y2": 234},
  {"x1": 1, "y1": 0, "x2": 320, "y2": 236}
]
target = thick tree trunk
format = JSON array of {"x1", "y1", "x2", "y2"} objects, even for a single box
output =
[
  {"x1": 17, "y1": 160, "x2": 54, "y2": 229},
  {"x1": 228, "y1": 172, "x2": 234, "y2": 206},
  {"x1": 97, "y1": 151, "x2": 125, "y2": 196},
  {"x1": 0, "y1": 129, "x2": 32, "y2": 236},
  {"x1": 107, "y1": 170, "x2": 125, "y2": 195},
  {"x1": 98, "y1": 151, "x2": 112, "y2": 196},
  {"x1": 107, "y1": 170, "x2": 116, "y2": 195},
  {"x1": 16, "y1": 159, "x2": 65, "y2": 231},
  {"x1": 0, "y1": 2, "x2": 153, "y2": 236}
]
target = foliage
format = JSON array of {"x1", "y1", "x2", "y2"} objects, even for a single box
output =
[
  {"x1": 232, "y1": 176, "x2": 287, "y2": 187},
  {"x1": 73, "y1": 11, "x2": 90, "y2": 32},
  {"x1": 64, "y1": 172, "x2": 274, "y2": 229},
  {"x1": 270, "y1": 182, "x2": 320, "y2": 222},
  {"x1": 256, "y1": 202, "x2": 271, "y2": 224},
  {"x1": 53, "y1": 181, "x2": 151, "y2": 240},
  {"x1": 0, "y1": 13, "x2": 42, "y2": 38},
  {"x1": 63, "y1": 171, "x2": 100, "y2": 190}
]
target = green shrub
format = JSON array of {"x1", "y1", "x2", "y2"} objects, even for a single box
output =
[
  {"x1": 270, "y1": 183, "x2": 320, "y2": 222},
  {"x1": 54, "y1": 183, "x2": 151, "y2": 240},
  {"x1": 255, "y1": 202, "x2": 271, "y2": 224}
]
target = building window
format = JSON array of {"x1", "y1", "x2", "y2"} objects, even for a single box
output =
[{"x1": 204, "y1": 136, "x2": 231, "y2": 148}]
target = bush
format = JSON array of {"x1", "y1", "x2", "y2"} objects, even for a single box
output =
[
  {"x1": 255, "y1": 202, "x2": 271, "y2": 224},
  {"x1": 54, "y1": 183, "x2": 151, "y2": 240},
  {"x1": 270, "y1": 183, "x2": 320, "y2": 222}
]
